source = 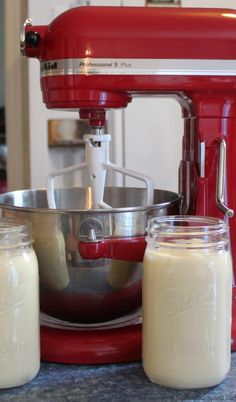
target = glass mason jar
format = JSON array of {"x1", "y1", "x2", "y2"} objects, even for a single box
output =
[
  {"x1": 142, "y1": 216, "x2": 232, "y2": 389},
  {"x1": 0, "y1": 218, "x2": 40, "y2": 389}
]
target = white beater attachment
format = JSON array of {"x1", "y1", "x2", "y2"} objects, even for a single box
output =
[{"x1": 47, "y1": 130, "x2": 154, "y2": 209}]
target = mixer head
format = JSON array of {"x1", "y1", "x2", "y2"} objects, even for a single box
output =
[{"x1": 21, "y1": 6, "x2": 236, "y2": 111}]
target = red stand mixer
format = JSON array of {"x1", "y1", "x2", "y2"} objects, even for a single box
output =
[{"x1": 18, "y1": 6, "x2": 236, "y2": 361}]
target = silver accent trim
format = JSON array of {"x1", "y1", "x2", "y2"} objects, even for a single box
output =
[
  {"x1": 20, "y1": 18, "x2": 33, "y2": 56},
  {"x1": 200, "y1": 142, "x2": 205, "y2": 178},
  {"x1": 40, "y1": 58, "x2": 236, "y2": 77},
  {"x1": 216, "y1": 139, "x2": 234, "y2": 218}
]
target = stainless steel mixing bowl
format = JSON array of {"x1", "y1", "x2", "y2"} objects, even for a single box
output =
[{"x1": 0, "y1": 187, "x2": 181, "y2": 325}]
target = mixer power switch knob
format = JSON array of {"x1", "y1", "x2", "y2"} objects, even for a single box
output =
[{"x1": 25, "y1": 31, "x2": 40, "y2": 48}]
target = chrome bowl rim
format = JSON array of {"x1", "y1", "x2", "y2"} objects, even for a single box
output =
[{"x1": 0, "y1": 187, "x2": 181, "y2": 214}]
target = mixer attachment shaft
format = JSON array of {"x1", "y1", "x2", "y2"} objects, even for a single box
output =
[{"x1": 47, "y1": 128, "x2": 154, "y2": 209}]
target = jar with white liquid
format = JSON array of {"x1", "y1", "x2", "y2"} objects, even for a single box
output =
[
  {"x1": 0, "y1": 218, "x2": 40, "y2": 389},
  {"x1": 142, "y1": 216, "x2": 232, "y2": 389}
]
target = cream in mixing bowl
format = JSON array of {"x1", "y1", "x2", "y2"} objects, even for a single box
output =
[{"x1": 32, "y1": 215, "x2": 69, "y2": 291}]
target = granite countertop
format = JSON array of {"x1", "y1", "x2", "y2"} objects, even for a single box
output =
[{"x1": 1, "y1": 353, "x2": 236, "y2": 401}]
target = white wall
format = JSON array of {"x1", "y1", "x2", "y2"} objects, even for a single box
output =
[
  {"x1": 181, "y1": 0, "x2": 236, "y2": 7},
  {"x1": 123, "y1": 98, "x2": 182, "y2": 192}
]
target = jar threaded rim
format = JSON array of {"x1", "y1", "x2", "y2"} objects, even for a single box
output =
[
  {"x1": 0, "y1": 217, "x2": 33, "y2": 249},
  {"x1": 146, "y1": 215, "x2": 229, "y2": 249}
]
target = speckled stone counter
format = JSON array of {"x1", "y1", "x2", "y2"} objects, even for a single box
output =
[{"x1": 1, "y1": 353, "x2": 236, "y2": 401}]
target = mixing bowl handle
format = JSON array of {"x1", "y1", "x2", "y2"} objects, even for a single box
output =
[{"x1": 78, "y1": 236, "x2": 146, "y2": 261}]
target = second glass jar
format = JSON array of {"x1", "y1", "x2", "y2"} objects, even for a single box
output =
[{"x1": 142, "y1": 215, "x2": 232, "y2": 389}]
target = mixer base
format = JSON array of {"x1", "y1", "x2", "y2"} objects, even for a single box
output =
[
  {"x1": 41, "y1": 313, "x2": 236, "y2": 364},
  {"x1": 40, "y1": 324, "x2": 142, "y2": 364},
  {"x1": 41, "y1": 287, "x2": 236, "y2": 363}
]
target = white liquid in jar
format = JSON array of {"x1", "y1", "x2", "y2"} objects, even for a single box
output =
[
  {"x1": 0, "y1": 248, "x2": 40, "y2": 389},
  {"x1": 142, "y1": 245, "x2": 232, "y2": 389}
]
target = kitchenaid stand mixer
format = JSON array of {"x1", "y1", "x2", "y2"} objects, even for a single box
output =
[{"x1": 19, "y1": 6, "x2": 236, "y2": 360}]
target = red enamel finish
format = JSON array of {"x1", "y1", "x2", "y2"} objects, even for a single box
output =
[
  {"x1": 78, "y1": 237, "x2": 147, "y2": 262},
  {"x1": 79, "y1": 109, "x2": 106, "y2": 127},
  {"x1": 180, "y1": 100, "x2": 236, "y2": 269},
  {"x1": 25, "y1": 7, "x2": 236, "y2": 60},
  {"x1": 78, "y1": 240, "x2": 106, "y2": 260},
  {"x1": 40, "y1": 77, "x2": 236, "y2": 110},
  {"x1": 40, "y1": 324, "x2": 142, "y2": 364}
]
